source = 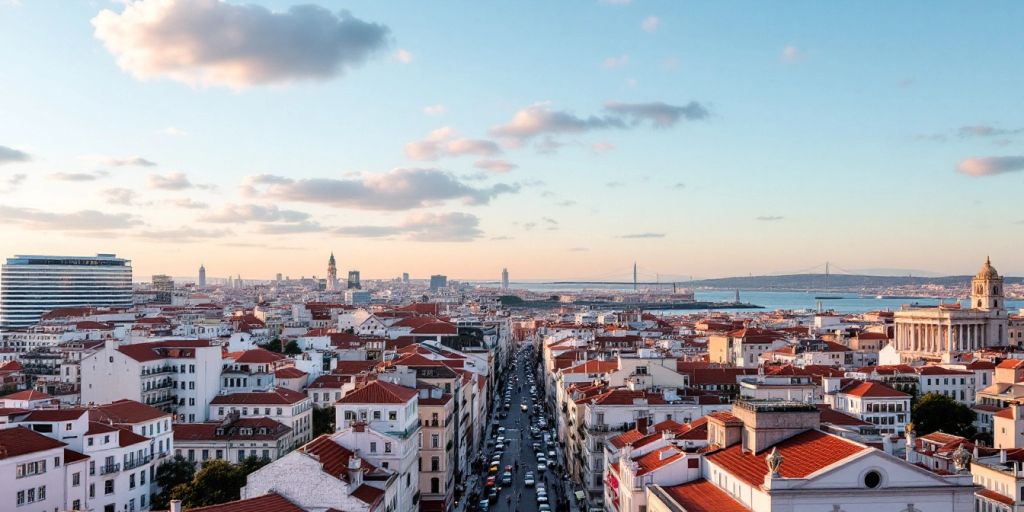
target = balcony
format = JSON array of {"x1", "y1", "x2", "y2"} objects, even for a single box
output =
[
  {"x1": 144, "y1": 379, "x2": 174, "y2": 391},
  {"x1": 99, "y1": 463, "x2": 121, "y2": 475},
  {"x1": 146, "y1": 396, "x2": 177, "y2": 408},
  {"x1": 141, "y1": 365, "x2": 175, "y2": 376},
  {"x1": 123, "y1": 454, "x2": 153, "y2": 470}
]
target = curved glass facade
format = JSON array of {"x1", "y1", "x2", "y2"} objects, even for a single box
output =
[{"x1": 0, "y1": 254, "x2": 132, "y2": 330}]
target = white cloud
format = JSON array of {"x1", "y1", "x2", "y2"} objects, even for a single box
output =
[
  {"x1": 103, "y1": 188, "x2": 137, "y2": 205},
  {"x1": 243, "y1": 168, "x2": 519, "y2": 210},
  {"x1": 336, "y1": 212, "x2": 483, "y2": 242},
  {"x1": 201, "y1": 204, "x2": 310, "y2": 223},
  {"x1": 603, "y1": 55, "x2": 629, "y2": 69},
  {"x1": 395, "y1": 48, "x2": 413, "y2": 63},
  {"x1": 0, "y1": 145, "x2": 31, "y2": 165},
  {"x1": 49, "y1": 171, "x2": 109, "y2": 182},
  {"x1": 474, "y1": 159, "x2": 518, "y2": 173},
  {"x1": 405, "y1": 127, "x2": 502, "y2": 161},
  {"x1": 423, "y1": 104, "x2": 445, "y2": 116},
  {"x1": 92, "y1": 0, "x2": 390, "y2": 88},
  {"x1": 641, "y1": 16, "x2": 659, "y2": 33},
  {"x1": 160, "y1": 126, "x2": 187, "y2": 136},
  {"x1": 81, "y1": 155, "x2": 157, "y2": 167},
  {"x1": 957, "y1": 156, "x2": 1024, "y2": 177},
  {"x1": 781, "y1": 45, "x2": 804, "y2": 63},
  {"x1": 149, "y1": 171, "x2": 194, "y2": 190},
  {"x1": 0, "y1": 205, "x2": 141, "y2": 231}
]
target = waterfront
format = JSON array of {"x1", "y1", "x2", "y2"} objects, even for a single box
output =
[{"x1": 505, "y1": 284, "x2": 1024, "y2": 314}]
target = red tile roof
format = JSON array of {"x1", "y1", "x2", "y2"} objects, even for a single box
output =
[
  {"x1": 840, "y1": 380, "x2": 909, "y2": 398},
  {"x1": 308, "y1": 374, "x2": 352, "y2": 389},
  {"x1": 209, "y1": 387, "x2": 309, "y2": 406},
  {"x1": 978, "y1": 489, "x2": 1015, "y2": 506},
  {"x1": 180, "y1": 492, "x2": 305, "y2": 512},
  {"x1": 22, "y1": 409, "x2": 87, "y2": 422},
  {"x1": 633, "y1": 446, "x2": 685, "y2": 475},
  {"x1": 274, "y1": 367, "x2": 307, "y2": 379},
  {"x1": 706, "y1": 430, "x2": 866, "y2": 486},
  {"x1": 230, "y1": 348, "x2": 285, "y2": 364},
  {"x1": 815, "y1": 405, "x2": 870, "y2": 427},
  {"x1": 562, "y1": 360, "x2": 618, "y2": 375},
  {"x1": 0, "y1": 427, "x2": 66, "y2": 459},
  {"x1": 118, "y1": 427, "x2": 150, "y2": 447},
  {"x1": 608, "y1": 429, "x2": 646, "y2": 449},
  {"x1": 298, "y1": 435, "x2": 380, "y2": 504},
  {"x1": 997, "y1": 359, "x2": 1024, "y2": 369},
  {"x1": 411, "y1": 321, "x2": 458, "y2": 335},
  {"x1": 174, "y1": 418, "x2": 291, "y2": 442},
  {"x1": 658, "y1": 480, "x2": 749, "y2": 512},
  {"x1": 64, "y1": 448, "x2": 88, "y2": 464},
  {"x1": 90, "y1": 399, "x2": 169, "y2": 424},
  {"x1": 0, "y1": 389, "x2": 52, "y2": 401},
  {"x1": 117, "y1": 340, "x2": 211, "y2": 362},
  {"x1": 333, "y1": 360, "x2": 380, "y2": 375},
  {"x1": 337, "y1": 380, "x2": 417, "y2": 405}
]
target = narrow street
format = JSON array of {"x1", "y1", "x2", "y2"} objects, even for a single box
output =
[{"x1": 464, "y1": 344, "x2": 575, "y2": 512}]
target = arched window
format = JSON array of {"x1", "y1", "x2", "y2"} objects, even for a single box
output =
[{"x1": 978, "y1": 300, "x2": 982, "y2": 308}]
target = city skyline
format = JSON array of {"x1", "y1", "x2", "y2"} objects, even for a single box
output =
[{"x1": 2, "y1": 1, "x2": 1024, "y2": 279}]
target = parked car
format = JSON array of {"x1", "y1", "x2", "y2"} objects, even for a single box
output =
[
  {"x1": 524, "y1": 471, "x2": 536, "y2": 487},
  {"x1": 537, "y1": 462, "x2": 548, "y2": 472}
]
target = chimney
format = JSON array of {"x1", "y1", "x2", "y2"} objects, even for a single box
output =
[
  {"x1": 170, "y1": 500, "x2": 182, "y2": 512},
  {"x1": 1001, "y1": 449, "x2": 1008, "y2": 464},
  {"x1": 348, "y1": 452, "x2": 364, "y2": 488},
  {"x1": 636, "y1": 417, "x2": 648, "y2": 434},
  {"x1": 881, "y1": 434, "x2": 894, "y2": 456}
]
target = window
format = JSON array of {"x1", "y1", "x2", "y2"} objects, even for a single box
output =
[
  {"x1": 73, "y1": 499, "x2": 80, "y2": 510},
  {"x1": 16, "y1": 490, "x2": 24, "y2": 505},
  {"x1": 863, "y1": 470, "x2": 882, "y2": 488},
  {"x1": 389, "y1": 411, "x2": 398, "y2": 421},
  {"x1": 370, "y1": 442, "x2": 377, "y2": 453},
  {"x1": 104, "y1": 479, "x2": 114, "y2": 495},
  {"x1": 373, "y1": 410, "x2": 382, "y2": 420},
  {"x1": 72, "y1": 472, "x2": 80, "y2": 486},
  {"x1": 431, "y1": 434, "x2": 440, "y2": 448},
  {"x1": 431, "y1": 477, "x2": 440, "y2": 493},
  {"x1": 385, "y1": 442, "x2": 392, "y2": 453}
]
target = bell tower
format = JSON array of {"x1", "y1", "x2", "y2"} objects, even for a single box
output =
[
  {"x1": 327, "y1": 252, "x2": 338, "y2": 291},
  {"x1": 971, "y1": 256, "x2": 1004, "y2": 311}
]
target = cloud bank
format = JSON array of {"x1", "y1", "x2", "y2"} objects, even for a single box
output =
[{"x1": 92, "y1": 0, "x2": 390, "y2": 88}]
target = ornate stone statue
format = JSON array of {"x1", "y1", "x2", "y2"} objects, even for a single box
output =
[
  {"x1": 951, "y1": 443, "x2": 972, "y2": 473},
  {"x1": 766, "y1": 446, "x2": 784, "y2": 477}
]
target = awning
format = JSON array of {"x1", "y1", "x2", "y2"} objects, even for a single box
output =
[{"x1": 575, "y1": 491, "x2": 586, "y2": 500}]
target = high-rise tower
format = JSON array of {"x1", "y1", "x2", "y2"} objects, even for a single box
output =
[
  {"x1": 327, "y1": 252, "x2": 338, "y2": 291},
  {"x1": 972, "y1": 256, "x2": 1005, "y2": 311},
  {"x1": 501, "y1": 268, "x2": 509, "y2": 289},
  {"x1": 198, "y1": 264, "x2": 206, "y2": 288}
]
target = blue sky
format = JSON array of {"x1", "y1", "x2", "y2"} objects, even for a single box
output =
[{"x1": 0, "y1": 1, "x2": 1022, "y2": 281}]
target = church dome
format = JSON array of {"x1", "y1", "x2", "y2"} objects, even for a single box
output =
[{"x1": 976, "y1": 256, "x2": 999, "y2": 279}]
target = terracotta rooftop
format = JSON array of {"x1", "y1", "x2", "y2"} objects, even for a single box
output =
[
  {"x1": 209, "y1": 387, "x2": 308, "y2": 406},
  {"x1": 839, "y1": 380, "x2": 909, "y2": 398},
  {"x1": 657, "y1": 480, "x2": 749, "y2": 512},
  {"x1": 706, "y1": 429, "x2": 867, "y2": 486},
  {"x1": 90, "y1": 399, "x2": 169, "y2": 424},
  {"x1": 0, "y1": 427, "x2": 66, "y2": 459},
  {"x1": 337, "y1": 380, "x2": 417, "y2": 405},
  {"x1": 229, "y1": 348, "x2": 285, "y2": 364},
  {"x1": 177, "y1": 492, "x2": 305, "y2": 512}
]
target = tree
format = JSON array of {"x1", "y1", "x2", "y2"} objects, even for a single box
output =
[
  {"x1": 282, "y1": 340, "x2": 301, "y2": 355},
  {"x1": 170, "y1": 457, "x2": 271, "y2": 508},
  {"x1": 313, "y1": 406, "x2": 335, "y2": 437},
  {"x1": 152, "y1": 455, "x2": 195, "y2": 509},
  {"x1": 911, "y1": 392, "x2": 977, "y2": 439}
]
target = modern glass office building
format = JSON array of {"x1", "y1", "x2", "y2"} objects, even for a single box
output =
[{"x1": 0, "y1": 254, "x2": 133, "y2": 330}]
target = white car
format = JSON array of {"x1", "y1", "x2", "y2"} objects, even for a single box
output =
[
  {"x1": 524, "y1": 472, "x2": 536, "y2": 487},
  {"x1": 537, "y1": 462, "x2": 548, "y2": 472}
]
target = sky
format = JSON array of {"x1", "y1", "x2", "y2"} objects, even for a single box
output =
[{"x1": 1, "y1": 0, "x2": 1023, "y2": 282}]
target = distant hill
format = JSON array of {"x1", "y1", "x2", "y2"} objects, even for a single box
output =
[{"x1": 686, "y1": 273, "x2": 1024, "y2": 291}]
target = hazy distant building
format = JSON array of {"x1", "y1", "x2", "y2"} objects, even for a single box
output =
[
  {"x1": 889, "y1": 257, "x2": 1009, "y2": 363},
  {"x1": 152, "y1": 274, "x2": 174, "y2": 304},
  {"x1": 0, "y1": 253, "x2": 132, "y2": 330},
  {"x1": 276, "y1": 273, "x2": 282, "y2": 282},
  {"x1": 501, "y1": 268, "x2": 509, "y2": 290},
  {"x1": 402, "y1": 272, "x2": 410, "y2": 284},
  {"x1": 430, "y1": 275, "x2": 447, "y2": 291},
  {"x1": 347, "y1": 270, "x2": 361, "y2": 290},
  {"x1": 344, "y1": 289, "x2": 371, "y2": 305},
  {"x1": 326, "y1": 252, "x2": 338, "y2": 291},
  {"x1": 198, "y1": 264, "x2": 206, "y2": 288}
]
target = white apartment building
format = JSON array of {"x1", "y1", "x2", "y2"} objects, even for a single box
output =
[
  {"x1": 81, "y1": 339, "x2": 222, "y2": 423},
  {"x1": 208, "y1": 387, "x2": 313, "y2": 449},
  {"x1": 334, "y1": 379, "x2": 422, "y2": 512},
  {"x1": 825, "y1": 380, "x2": 912, "y2": 435}
]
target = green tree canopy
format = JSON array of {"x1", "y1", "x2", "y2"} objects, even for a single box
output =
[
  {"x1": 313, "y1": 406, "x2": 335, "y2": 437},
  {"x1": 169, "y1": 457, "x2": 271, "y2": 508},
  {"x1": 153, "y1": 455, "x2": 195, "y2": 509},
  {"x1": 911, "y1": 392, "x2": 977, "y2": 439}
]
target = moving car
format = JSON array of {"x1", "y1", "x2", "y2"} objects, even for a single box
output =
[
  {"x1": 501, "y1": 471, "x2": 513, "y2": 485},
  {"x1": 537, "y1": 462, "x2": 548, "y2": 472},
  {"x1": 524, "y1": 471, "x2": 536, "y2": 487}
]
